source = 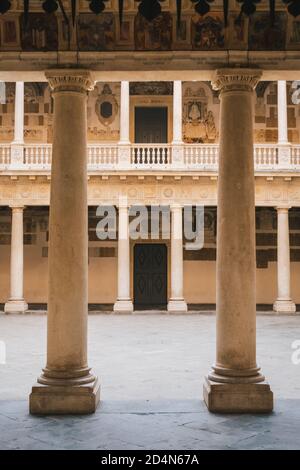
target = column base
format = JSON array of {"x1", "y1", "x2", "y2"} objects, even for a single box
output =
[
  {"x1": 4, "y1": 299, "x2": 28, "y2": 314},
  {"x1": 167, "y1": 299, "x2": 188, "y2": 313},
  {"x1": 273, "y1": 299, "x2": 296, "y2": 314},
  {"x1": 29, "y1": 377, "x2": 100, "y2": 415},
  {"x1": 113, "y1": 299, "x2": 133, "y2": 313},
  {"x1": 203, "y1": 377, "x2": 273, "y2": 413}
]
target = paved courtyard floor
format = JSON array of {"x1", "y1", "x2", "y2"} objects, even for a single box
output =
[{"x1": 0, "y1": 313, "x2": 300, "y2": 450}]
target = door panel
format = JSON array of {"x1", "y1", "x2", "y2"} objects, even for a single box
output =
[
  {"x1": 134, "y1": 107, "x2": 168, "y2": 143},
  {"x1": 134, "y1": 244, "x2": 167, "y2": 310}
]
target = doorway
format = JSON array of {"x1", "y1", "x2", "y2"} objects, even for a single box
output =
[
  {"x1": 134, "y1": 243, "x2": 167, "y2": 310},
  {"x1": 134, "y1": 107, "x2": 168, "y2": 143}
]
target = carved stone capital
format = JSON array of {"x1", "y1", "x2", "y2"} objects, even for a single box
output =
[
  {"x1": 212, "y1": 69, "x2": 262, "y2": 94},
  {"x1": 45, "y1": 70, "x2": 94, "y2": 95}
]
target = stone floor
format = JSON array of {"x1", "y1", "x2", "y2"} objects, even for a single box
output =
[{"x1": 0, "y1": 313, "x2": 300, "y2": 450}]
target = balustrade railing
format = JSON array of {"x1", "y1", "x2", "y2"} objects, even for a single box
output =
[
  {"x1": 131, "y1": 144, "x2": 171, "y2": 167},
  {"x1": 88, "y1": 144, "x2": 118, "y2": 167},
  {"x1": 184, "y1": 144, "x2": 218, "y2": 168},
  {"x1": 0, "y1": 144, "x2": 11, "y2": 167},
  {"x1": 24, "y1": 144, "x2": 52, "y2": 167},
  {"x1": 254, "y1": 145, "x2": 278, "y2": 168},
  {"x1": 291, "y1": 145, "x2": 300, "y2": 166},
  {"x1": 1, "y1": 142, "x2": 300, "y2": 172}
]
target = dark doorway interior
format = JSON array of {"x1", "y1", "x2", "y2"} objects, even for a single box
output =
[
  {"x1": 134, "y1": 107, "x2": 168, "y2": 143},
  {"x1": 134, "y1": 243, "x2": 167, "y2": 310}
]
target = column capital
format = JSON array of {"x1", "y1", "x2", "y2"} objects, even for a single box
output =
[
  {"x1": 9, "y1": 205, "x2": 25, "y2": 211},
  {"x1": 212, "y1": 68, "x2": 262, "y2": 93},
  {"x1": 118, "y1": 196, "x2": 129, "y2": 210},
  {"x1": 45, "y1": 70, "x2": 94, "y2": 94},
  {"x1": 170, "y1": 203, "x2": 182, "y2": 212},
  {"x1": 276, "y1": 206, "x2": 291, "y2": 212}
]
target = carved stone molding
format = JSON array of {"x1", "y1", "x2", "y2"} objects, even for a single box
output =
[
  {"x1": 212, "y1": 69, "x2": 263, "y2": 94},
  {"x1": 45, "y1": 70, "x2": 94, "y2": 95}
]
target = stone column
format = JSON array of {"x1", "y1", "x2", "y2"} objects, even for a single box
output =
[
  {"x1": 172, "y1": 81, "x2": 183, "y2": 144},
  {"x1": 113, "y1": 198, "x2": 133, "y2": 313},
  {"x1": 118, "y1": 81, "x2": 131, "y2": 169},
  {"x1": 172, "y1": 81, "x2": 185, "y2": 169},
  {"x1": 278, "y1": 81, "x2": 288, "y2": 144},
  {"x1": 119, "y1": 81, "x2": 130, "y2": 144},
  {"x1": 168, "y1": 204, "x2": 187, "y2": 312},
  {"x1": 10, "y1": 82, "x2": 24, "y2": 167},
  {"x1": 273, "y1": 207, "x2": 296, "y2": 313},
  {"x1": 4, "y1": 206, "x2": 28, "y2": 314},
  {"x1": 277, "y1": 80, "x2": 291, "y2": 168},
  {"x1": 203, "y1": 69, "x2": 273, "y2": 413},
  {"x1": 30, "y1": 71, "x2": 100, "y2": 415}
]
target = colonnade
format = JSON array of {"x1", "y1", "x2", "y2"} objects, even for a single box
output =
[{"x1": 3, "y1": 69, "x2": 299, "y2": 413}]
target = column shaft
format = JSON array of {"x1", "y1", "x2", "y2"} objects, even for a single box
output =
[
  {"x1": 113, "y1": 200, "x2": 133, "y2": 312},
  {"x1": 30, "y1": 71, "x2": 100, "y2": 415},
  {"x1": 10, "y1": 82, "x2": 24, "y2": 167},
  {"x1": 4, "y1": 206, "x2": 28, "y2": 314},
  {"x1": 273, "y1": 207, "x2": 296, "y2": 313},
  {"x1": 203, "y1": 69, "x2": 273, "y2": 413},
  {"x1": 168, "y1": 205, "x2": 187, "y2": 312},
  {"x1": 172, "y1": 81, "x2": 183, "y2": 144},
  {"x1": 278, "y1": 80, "x2": 288, "y2": 144},
  {"x1": 119, "y1": 81, "x2": 130, "y2": 144},
  {"x1": 13, "y1": 82, "x2": 24, "y2": 144}
]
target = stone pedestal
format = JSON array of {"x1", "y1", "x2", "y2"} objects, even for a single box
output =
[
  {"x1": 204, "y1": 69, "x2": 273, "y2": 413},
  {"x1": 30, "y1": 380, "x2": 100, "y2": 415},
  {"x1": 203, "y1": 378, "x2": 273, "y2": 413},
  {"x1": 30, "y1": 70, "x2": 100, "y2": 415}
]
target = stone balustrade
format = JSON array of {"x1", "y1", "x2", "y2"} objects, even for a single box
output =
[{"x1": 0, "y1": 142, "x2": 299, "y2": 172}]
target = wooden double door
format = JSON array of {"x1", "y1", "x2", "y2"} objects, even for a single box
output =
[
  {"x1": 134, "y1": 107, "x2": 168, "y2": 143},
  {"x1": 134, "y1": 243, "x2": 167, "y2": 310}
]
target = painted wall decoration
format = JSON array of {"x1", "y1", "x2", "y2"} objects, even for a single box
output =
[
  {"x1": 248, "y1": 12, "x2": 287, "y2": 51},
  {"x1": 20, "y1": 13, "x2": 58, "y2": 51},
  {"x1": 287, "y1": 16, "x2": 300, "y2": 49},
  {"x1": 182, "y1": 83, "x2": 218, "y2": 143},
  {"x1": 173, "y1": 16, "x2": 191, "y2": 49},
  {"x1": 116, "y1": 17, "x2": 134, "y2": 48},
  {"x1": 0, "y1": 15, "x2": 19, "y2": 50},
  {"x1": 78, "y1": 14, "x2": 115, "y2": 51},
  {"x1": 95, "y1": 84, "x2": 119, "y2": 127},
  {"x1": 0, "y1": 8, "x2": 297, "y2": 53},
  {"x1": 87, "y1": 83, "x2": 120, "y2": 142},
  {"x1": 253, "y1": 81, "x2": 300, "y2": 144},
  {"x1": 227, "y1": 12, "x2": 248, "y2": 49},
  {"x1": 130, "y1": 82, "x2": 173, "y2": 95},
  {"x1": 191, "y1": 13, "x2": 225, "y2": 50},
  {"x1": 134, "y1": 12, "x2": 172, "y2": 50}
]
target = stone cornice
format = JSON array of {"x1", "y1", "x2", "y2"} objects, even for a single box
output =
[
  {"x1": 45, "y1": 70, "x2": 94, "y2": 94},
  {"x1": 2, "y1": 52, "x2": 300, "y2": 82},
  {"x1": 212, "y1": 69, "x2": 263, "y2": 94}
]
